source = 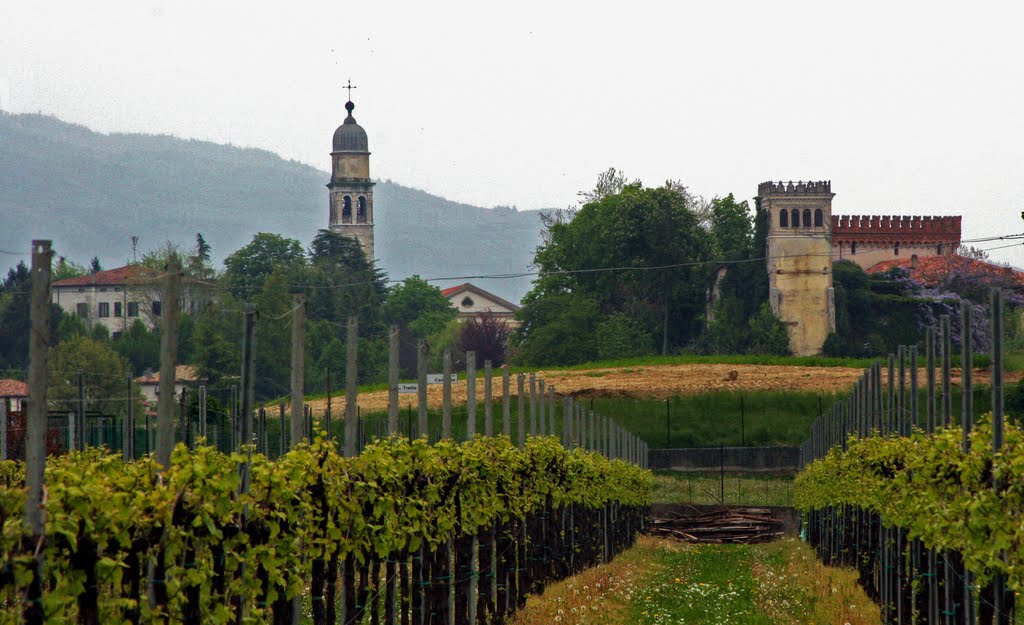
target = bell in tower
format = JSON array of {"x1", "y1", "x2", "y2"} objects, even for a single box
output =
[{"x1": 327, "y1": 90, "x2": 375, "y2": 260}]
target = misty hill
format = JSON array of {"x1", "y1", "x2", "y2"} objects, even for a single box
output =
[{"x1": 0, "y1": 112, "x2": 548, "y2": 302}]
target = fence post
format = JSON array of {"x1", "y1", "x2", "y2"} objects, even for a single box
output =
[
  {"x1": 417, "y1": 339, "x2": 428, "y2": 440},
  {"x1": 156, "y1": 263, "x2": 182, "y2": 468},
  {"x1": 466, "y1": 351, "x2": 477, "y2": 438},
  {"x1": 484, "y1": 360, "x2": 493, "y2": 437},
  {"x1": 443, "y1": 349, "x2": 452, "y2": 439}
]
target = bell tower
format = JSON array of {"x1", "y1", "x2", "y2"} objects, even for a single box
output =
[
  {"x1": 757, "y1": 180, "x2": 836, "y2": 356},
  {"x1": 327, "y1": 92, "x2": 374, "y2": 260}
]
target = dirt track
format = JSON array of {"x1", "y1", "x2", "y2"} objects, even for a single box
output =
[{"x1": 304, "y1": 364, "x2": 1021, "y2": 414}]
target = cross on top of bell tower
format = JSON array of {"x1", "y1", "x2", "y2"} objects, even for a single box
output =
[{"x1": 343, "y1": 79, "x2": 357, "y2": 103}]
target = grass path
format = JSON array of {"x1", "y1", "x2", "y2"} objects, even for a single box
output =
[{"x1": 512, "y1": 536, "x2": 880, "y2": 625}]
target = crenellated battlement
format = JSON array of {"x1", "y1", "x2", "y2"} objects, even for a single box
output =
[
  {"x1": 832, "y1": 214, "x2": 961, "y2": 236},
  {"x1": 758, "y1": 180, "x2": 832, "y2": 196}
]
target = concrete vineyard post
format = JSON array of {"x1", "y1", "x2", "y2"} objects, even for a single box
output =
[
  {"x1": 466, "y1": 351, "x2": 476, "y2": 438},
  {"x1": 443, "y1": 350, "x2": 452, "y2": 439},
  {"x1": 156, "y1": 263, "x2": 182, "y2": 468},
  {"x1": 484, "y1": 360, "x2": 493, "y2": 437},
  {"x1": 501, "y1": 368, "x2": 510, "y2": 437},
  {"x1": 344, "y1": 316, "x2": 358, "y2": 457},
  {"x1": 417, "y1": 340, "x2": 427, "y2": 440},
  {"x1": 387, "y1": 324, "x2": 399, "y2": 435},
  {"x1": 290, "y1": 294, "x2": 306, "y2": 447}
]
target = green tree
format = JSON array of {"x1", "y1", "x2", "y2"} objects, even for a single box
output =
[
  {"x1": 48, "y1": 335, "x2": 144, "y2": 418},
  {"x1": 594, "y1": 313, "x2": 653, "y2": 360},
  {"x1": 52, "y1": 257, "x2": 87, "y2": 282},
  {"x1": 222, "y1": 233, "x2": 306, "y2": 298},
  {"x1": 191, "y1": 294, "x2": 243, "y2": 386},
  {"x1": 114, "y1": 319, "x2": 160, "y2": 376},
  {"x1": 512, "y1": 293, "x2": 600, "y2": 366},
  {"x1": 523, "y1": 179, "x2": 712, "y2": 360},
  {"x1": 383, "y1": 276, "x2": 457, "y2": 374},
  {"x1": 747, "y1": 303, "x2": 791, "y2": 356}
]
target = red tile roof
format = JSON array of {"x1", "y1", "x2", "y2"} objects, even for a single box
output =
[
  {"x1": 52, "y1": 264, "x2": 156, "y2": 288},
  {"x1": 866, "y1": 254, "x2": 1024, "y2": 287},
  {"x1": 441, "y1": 283, "x2": 471, "y2": 297},
  {"x1": 0, "y1": 379, "x2": 28, "y2": 398}
]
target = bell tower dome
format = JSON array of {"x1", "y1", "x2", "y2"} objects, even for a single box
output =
[{"x1": 327, "y1": 96, "x2": 375, "y2": 259}]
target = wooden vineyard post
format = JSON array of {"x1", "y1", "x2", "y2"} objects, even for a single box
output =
[
  {"x1": 443, "y1": 350, "x2": 452, "y2": 439},
  {"x1": 156, "y1": 262, "x2": 182, "y2": 469},
  {"x1": 344, "y1": 316, "x2": 358, "y2": 457},
  {"x1": 991, "y1": 289, "x2": 1008, "y2": 624}
]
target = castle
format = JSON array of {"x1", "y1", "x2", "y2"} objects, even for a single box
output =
[{"x1": 756, "y1": 181, "x2": 962, "y2": 356}]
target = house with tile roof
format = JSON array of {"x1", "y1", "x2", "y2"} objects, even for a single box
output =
[
  {"x1": 51, "y1": 265, "x2": 209, "y2": 338},
  {"x1": 441, "y1": 283, "x2": 520, "y2": 324},
  {"x1": 0, "y1": 379, "x2": 27, "y2": 413},
  {"x1": 135, "y1": 365, "x2": 200, "y2": 407}
]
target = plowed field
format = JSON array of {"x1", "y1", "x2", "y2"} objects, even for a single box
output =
[{"x1": 303, "y1": 364, "x2": 1019, "y2": 414}]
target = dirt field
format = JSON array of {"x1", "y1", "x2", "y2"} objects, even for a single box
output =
[{"x1": 303, "y1": 363, "x2": 1021, "y2": 414}]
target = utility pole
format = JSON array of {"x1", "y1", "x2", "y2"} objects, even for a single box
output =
[
  {"x1": 387, "y1": 324, "x2": 399, "y2": 435},
  {"x1": 290, "y1": 294, "x2": 305, "y2": 448},
  {"x1": 344, "y1": 316, "x2": 358, "y2": 457},
  {"x1": 239, "y1": 303, "x2": 258, "y2": 453},
  {"x1": 155, "y1": 262, "x2": 182, "y2": 469}
]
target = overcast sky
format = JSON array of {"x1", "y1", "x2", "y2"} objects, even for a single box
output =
[{"x1": 2, "y1": 0, "x2": 1022, "y2": 267}]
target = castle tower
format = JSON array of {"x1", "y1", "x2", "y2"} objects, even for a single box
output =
[
  {"x1": 756, "y1": 181, "x2": 836, "y2": 356},
  {"x1": 327, "y1": 98, "x2": 375, "y2": 259}
]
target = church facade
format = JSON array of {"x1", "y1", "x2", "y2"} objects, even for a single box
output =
[{"x1": 756, "y1": 180, "x2": 962, "y2": 356}]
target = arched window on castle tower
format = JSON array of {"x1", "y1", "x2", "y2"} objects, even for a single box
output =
[
  {"x1": 342, "y1": 196, "x2": 352, "y2": 223},
  {"x1": 357, "y1": 196, "x2": 367, "y2": 223},
  {"x1": 894, "y1": 242, "x2": 900, "y2": 256},
  {"x1": 803, "y1": 209, "x2": 811, "y2": 228},
  {"x1": 791, "y1": 209, "x2": 800, "y2": 227},
  {"x1": 814, "y1": 209, "x2": 823, "y2": 227},
  {"x1": 779, "y1": 210, "x2": 788, "y2": 227},
  {"x1": 851, "y1": 242, "x2": 857, "y2": 255}
]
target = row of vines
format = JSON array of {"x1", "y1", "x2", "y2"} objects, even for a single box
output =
[{"x1": 0, "y1": 435, "x2": 651, "y2": 624}]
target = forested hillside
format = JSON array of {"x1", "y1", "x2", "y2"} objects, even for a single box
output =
[{"x1": 0, "y1": 112, "x2": 544, "y2": 301}]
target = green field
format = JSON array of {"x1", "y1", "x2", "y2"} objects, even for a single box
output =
[{"x1": 651, "y1": 471, "x2": 795, "y2": 507}]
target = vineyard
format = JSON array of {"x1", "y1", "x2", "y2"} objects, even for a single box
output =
[
  {"x1": 796, "y1": 294, "x2": 1019, "y2": 624},
  {"x1": 0, "y1": 435, "x2": 650, "y2": 624}
]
